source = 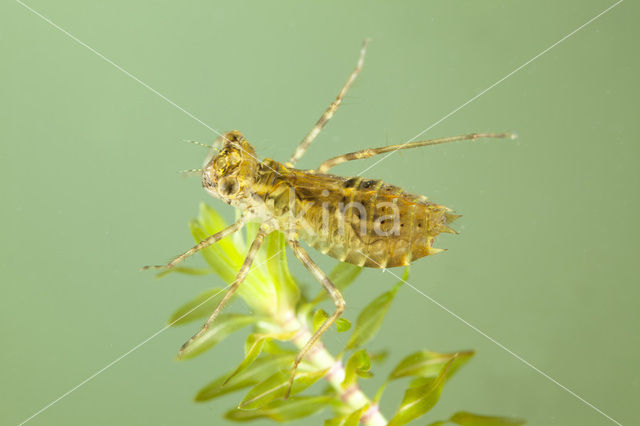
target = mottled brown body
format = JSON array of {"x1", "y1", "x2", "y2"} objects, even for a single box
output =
[{"x1": 252, "y1": 158, "x2": 457, "y2": 268}]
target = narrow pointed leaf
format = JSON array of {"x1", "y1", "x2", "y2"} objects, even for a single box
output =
[
  {"x1": 330, "y1": 262, "x2": 364, "y2": 290},
  {"x1": 336, "y1": 317, "x2": 351, "y2": 333},
  {"x1": 265, "y1": 230, "x2": 300, "y2": 309},
  {"x1": 388, "y1": 358, "x2": 453, "y2": 426},
  {"x1": 190, "y1": 221, "x2": 237, "y2": 283},
  {"x1": 226, "y1": 395, "x2": 332, "y2": 422},
  {"x1": 168, "y1": 287, "x2": 226, "y2": 326},
  {"x1": 262, "y1": 339, "x2": 296, "y2": 355},
  {"x1": 199, "y1": 202, "x2": 227, "y2": 233},
  {"x1": 245, "y1": 221, "x2": 260, "y2": 251},
  {"x1": 345, "y1": 271, "x2": 406, "y2": 350},
  {"x1": 224, "y1": 331, "x2": 297, "y2": 385},
  {"x1": 198, "y1": 203, "x2": 241, "y2": 262},
  {"x1": 448, "y1": 411, "x2": 526, "y2": 426},
  {"x1": 195, "y1": 354, "x2": 295, "y2": 401},
  {"x1": 374, "y1": 382, "x2": 387, "y2": 404},
  {"x1": 370, "y1": 350, "x2": 389, "y2": 364},
  {"x1": 324, "y1": 404, "x2": 369, "y2": 426},
  {"x1": 239, "y1": 368, "x2": 329, "y2": 409},
  {"x1": 342, "y1": 349, "x2": 372, "y2": 388},
  {"x1": 225, "y1": 337, "x2": 265, "y2": 386},
  {"x1": 313, "y1": 309, "x2": 330, "y2": 332},
  {"x1": 325, "y1": 415, "x2": 349, "y2": 426},
  {"x1": 177, "y1": 314, "x2": 256, "y2": 360},
  {"x1": 389, "y1": 350, "x2": 474, "y2": 381},
  {"x1": 345, "y1": 405, "x2": 369, "y2": 425},
  {"x1": 262, "y1": 231, "x2": 280, "y2": 274}
]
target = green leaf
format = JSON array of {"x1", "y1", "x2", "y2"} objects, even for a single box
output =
[
  {"x1": 199, "y1": 202, "x2": 227, "y2": 232},
  {"x1": 389, "y1": 350, "x2": 475, "y2": 381},
  {"x1": 239, "y1": 368, "x2": 329, "y2": 409},
  {"x1": 313, "y1": 262, "x2": 363, "y2": 304},
  {"x1": 448, "y1": 411, "x2": 526, "y2": 426},
  {"x1": 198, "y1": 203, "x2": 241, "y2": 262},
  {"x1": 264, "y1": 230, "x2": 300, "y2": 309},
  {"x1": 330, "y1": 262, "x2": 364, "y2": 289},
  {"x1": 245, "y1": 221, "x2": 260, "y2": 250},
  {"x1": 226, "y1": 395, "x2": 332, "y2": 422},
  {"x1": 370, "y1": 350, "x2": 389, "y2": 364},
  {"x1": 388, "y1": 358, "x2": 453, "y2": 426},
  {"x1": 325, "y1": 416, "x2": 348, "y2": 426},
  {"x1": 345, "y1": 270, "x2": 406, "y2": 350},
  {"x1": 336, "y1": 317, "x2": 351, "y2": 333},
  {"x1": 223, "y1": 331, "x2": 297, "y2": 386},
  {"x1": 428, "y1": 412, "x2": 526, "y2": 426},
  {"x1": 377, "y1": 349, "x2": 471, "y2": 404},
  {"x1": 168, "y1": 287, "x2": 226, "y2": 326},
  {"x1": 190, "y1": 220, "x2": 238, "y2": 283},
  {"x1": 342, "y1": 349, "x2": 372, "y2": 388},
  {"x1": 262, "y1": 339, "x2": 296, "y2": 355},
  {"x1": 324, "y1": 404, "x2": 369, "y2": 426},
  {"x1": 313, "y1": 309, "x2": 330, "y2": 332},
  {"x1": 345, "y1": 405, "x2": 369, "y2": 425},
  {"x1": 195, "y1": 354, "x2": 295, "y2": 401},
  {"x1": 177, "y1": 314, "x2": 256, "y2": 360},
  {"x1": 225, "y1": 336, "x2": 265, "y2": 386}
]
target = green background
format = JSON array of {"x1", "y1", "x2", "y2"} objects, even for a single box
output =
[{"x1": 1, "y1": 1, "x2": 637, "y2": 425}]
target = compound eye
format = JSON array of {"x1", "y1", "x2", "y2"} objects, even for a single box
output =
[{"x1": 218, "y1": 177, "x2": 239, "y2": 196}]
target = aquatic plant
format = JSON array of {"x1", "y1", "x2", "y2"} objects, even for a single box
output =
[{"x1": 160, "y1": 203, "x2": 525, "y2": 425}]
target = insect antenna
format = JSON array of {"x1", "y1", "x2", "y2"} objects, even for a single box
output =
[
  {"x1": 179, "y1": 168, "x2": 204, "y2": 177},
  {"x1": 183, "y1": 139, "x2": 213, "y2": 150}
]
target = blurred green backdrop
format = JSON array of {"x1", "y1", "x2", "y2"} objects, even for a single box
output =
[{"x1": 1, "y1": 1, "x2": 637, "y2": 425}]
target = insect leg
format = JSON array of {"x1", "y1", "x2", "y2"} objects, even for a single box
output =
[
  {"x1": 141, "y1": 217, "x2": 246, "y2": 271},
  {"x1": 285, "y1": 239, "x2": 345, "y2": 398},
  {"x1": 316, "y1": 132, "x2": 516, "y2": 173},
  {"x1": 286, "y1": 39, "x2": 370, "y2": 168},
  {"x1": 178, "y1": 225, "x2": 269, "y2": 356}
]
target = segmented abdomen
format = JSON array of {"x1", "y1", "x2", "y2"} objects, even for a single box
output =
[{"x1": 255, "y1": 162, "x2": 458, "y2": 268}]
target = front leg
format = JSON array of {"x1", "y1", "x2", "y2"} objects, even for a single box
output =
[
  {"x1": 286, "y1": 39, "x2": 370, "y2": 167},
  {"x1": 178, "y1": 225, "x2": 269, "y2": 356},
  {"x1": 141, "y1": 217, "x2": 246, "y2": 271}
]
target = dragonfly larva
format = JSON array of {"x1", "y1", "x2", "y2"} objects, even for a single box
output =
[{"x1": 143, "y1": 40, "x2": 514, "y2": 396}]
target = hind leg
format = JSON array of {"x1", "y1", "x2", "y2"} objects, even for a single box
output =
[
  {"x1": 316, "y1": 132, "x2": 515, "y2": 173},
  {"x1": 285, "y1": 239, "x2": 345, "y2": 398}
]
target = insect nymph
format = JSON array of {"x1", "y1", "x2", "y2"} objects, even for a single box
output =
[{"x1": 144, "y1": 41, "x2": 512, "y2": 396}]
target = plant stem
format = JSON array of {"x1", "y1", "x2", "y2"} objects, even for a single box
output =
[{"x1": 281, "y1": 312, "x2": 387, "y2": 426}]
